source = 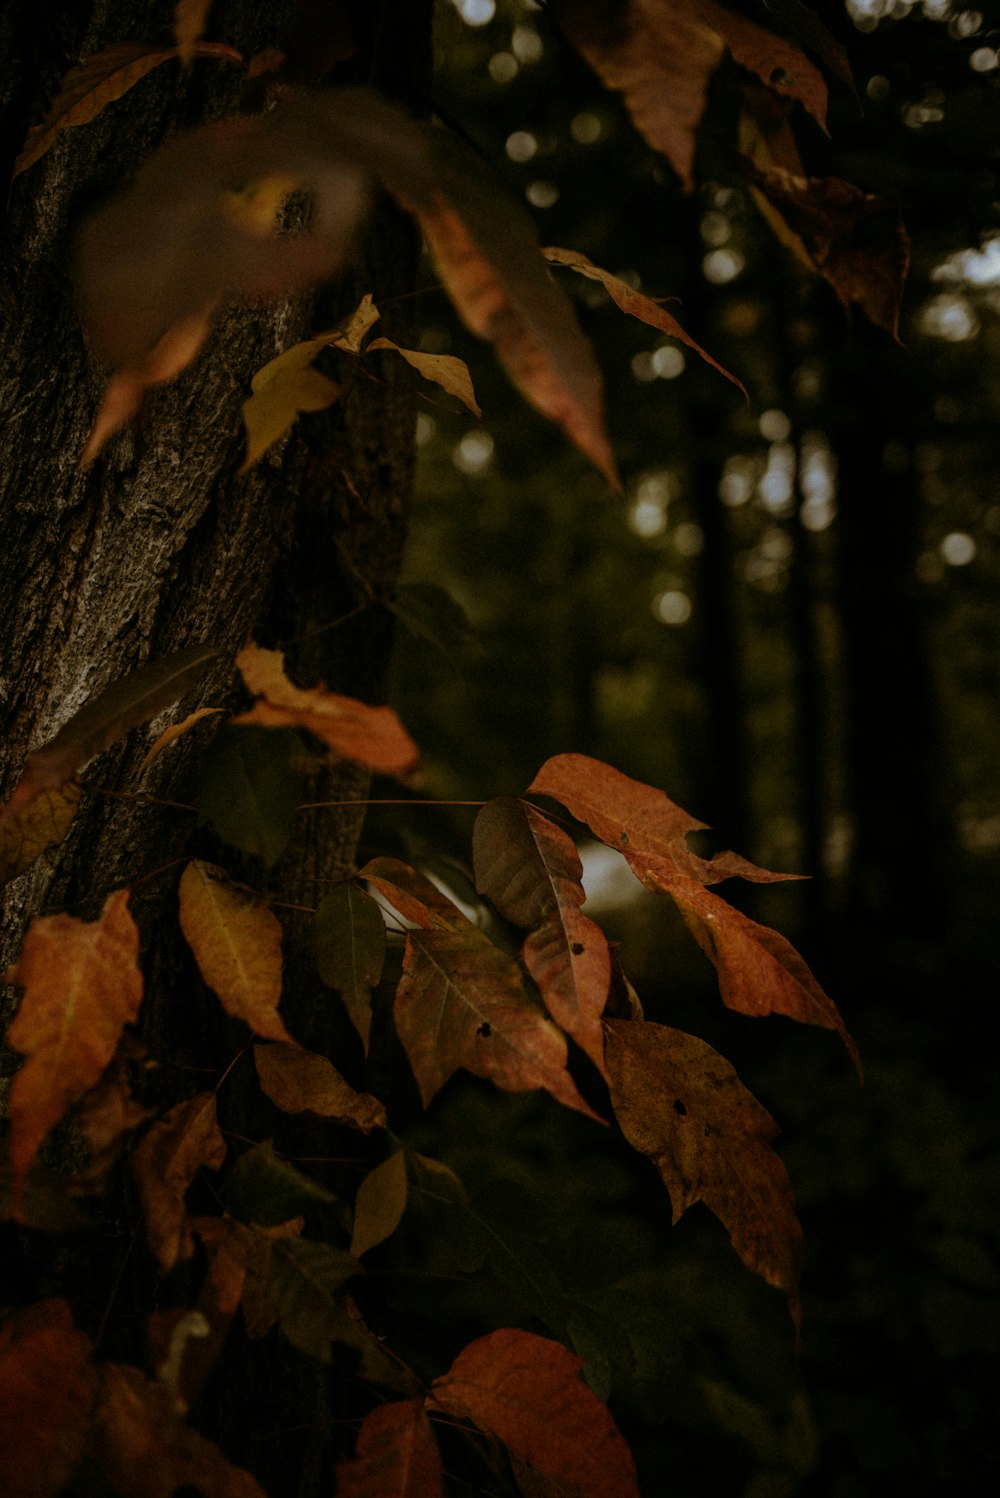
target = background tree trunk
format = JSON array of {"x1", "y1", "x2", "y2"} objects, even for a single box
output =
[{"x1": 1, "y1": 3, "x2": 430, "y2": 1492}]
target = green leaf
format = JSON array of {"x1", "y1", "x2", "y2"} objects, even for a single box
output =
[
  {"x1": 350, "y1": 1150, "x2": 409, "y2": 1257},
  {"x1": 388, "y1": 583, "x2": 475, "y2": 664},
  {"x1": 194, "y1": 724, "x2": 303, "y2": 865},
  {"x1": 310, "y1": 883, "x2": 386, "y2": 1050},
  {"x1": 267, "y1": 1237, "x2": 362, "y2": 1363},
  {"x1": 224, "y1": 1141, "x2": 337, "y2": 1227}
]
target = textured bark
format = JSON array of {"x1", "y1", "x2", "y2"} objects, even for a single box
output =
[{"x1": 1, "y1": 3, "x2": 430, "y2": 1492}]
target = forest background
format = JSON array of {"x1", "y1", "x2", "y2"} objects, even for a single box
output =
[{"x1": 1, "y1": 0, "x2": 998, "y2": 1495}]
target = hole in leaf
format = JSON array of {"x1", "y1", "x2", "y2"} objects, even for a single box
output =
[
  {"x1": 771, "y1": 67, "x2": 793, "y2": 88},
  {"x1": 477, "y1": 1022, "x2": 492, "y2": 1038},
  {"x1": 571, "y1": 942, "x2": 585, "y2": 955},
  {"x1": 673, "y1": 1099, "x2": 688, "y2": 1116}
]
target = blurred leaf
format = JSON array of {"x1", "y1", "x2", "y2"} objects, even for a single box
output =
[
  {"x1": 224, "y1": 1139, "x2": 336, "y2": 1227},
  {"x1": 605, "y1": 1019, "x2": 803, "y2": 1324},
  {"x1": 194, "y1": 723, "x2": 304, "y2": 866},
  {"x1": 72, "y1": 1037, "x2": 152, "y2": 1192},
  {"x1": 174, "y1": 1, "x2": 214, "y2": 65},
  {"x1": 5, "y1": 890, "x2": 143, "y2": 1198},
  {"x1": 179, "y1": 860, "x2": 295, "y2": 1044},
  {"x1": 131, "y1": 1092, "x2": 226, "y2": 1271},
  {"x1": 254, "y1": 1042, "x2": 386, "y2": 1132},
  {"x1": 310, "y1": 882, "x2": 386, "y2": 1050},
  {"x1": 336, "y1": 1400, "x2": 444, "y2": 1498},
  {"x1": 388, "y1": 582, "x2": 474, "y2": 663},
  {"x1": 428, "y1": 1329, "x2": 639, "y2": 1497},
  {"x1": 0, "y1": 1300, "x2": 96, "y2": 1498}
]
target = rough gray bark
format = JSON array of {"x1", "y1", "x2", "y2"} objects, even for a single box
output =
[{"x1": 1, "y1": 2, "x2": 430, "y2": 1491}]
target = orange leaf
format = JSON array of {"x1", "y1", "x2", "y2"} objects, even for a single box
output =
[
  {"x1": 91, "y1": 1362, "x2": 266, "y2": 1498},
  {"x1": 139, "y1": 706, "x2": 225, "y2": 772},
  {"x1": 527, "y1": 755, "x2": 858, "y2": 1070},
  {"x1": 359, "y1": 855, "x2": 469, "y2": 932},
  {"x1": 350, "y1": 1149, "x2": 409, "y2": 1257},
  {"x1": 131, "y1": 1092, "x2": 226, "y2": 1271},
  {"x1": 5, "y1": 889, "x2": 143, "y2": 1195},
  {"x1": 544, "y1": 247, "x2": 746, "y2": 397},
  {"x1": 604, "y1": 1018, "x2": 803, "y2": 1324},
  {"x1": 253, "y1": 1043, "x2": 386, "y2": 1132},
  {"x1": 0, "y1": 1300, "x2": 97, "y2": 1498},
  {"x1": 11, "y1": 41, "x2": 240, "y2": 180},
  {"x1": 178, "y1": 860, "x2": 295, "y2": 1045},
  {"x1": 427, "y1": 1328, "x2": 638, "y2": 1497},
  {"x1": 336, "y1": 1400, "x2": 444, "y2": 1498},
  {"x1": 234, "y1": 643, "x2": 419, "y2": 777},
  {"x1": 473, "y1": 798, "x2": 611, "y2": 1075}
]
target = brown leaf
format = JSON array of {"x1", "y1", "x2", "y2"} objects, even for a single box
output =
[
  {"x1": 91, "y1": 1362, "x2": 267, "y2": 1498},
  {"x1": 527, "y1": 755, "x2": 858, "y2": 1070},
  {"x1": 350, "y1": 1149, "x2": 409, "y2": 1257},
  {"x1": 234, "y1": 643, "x2": 419, "y2": 777},
  {"x1": 472, "y1": 798, "x2": 611, "y2": 1075},
  {"x1": 544, "y1": 247, "x2": 746, "y2": 397},
  {"x1": 254, "y1": 1042, "x2": 386, "y2": 1132},
  {"x1": 604, "y1": 1018, "x2": 803, "y2": 1324},
  {"x1": 12, "y1": 41, "x2": 242, "y2": 180},
  {"x1": 174, "y1": 0, "x2": 215, "y2": 65},
  {"x1": 0, "y1": 1300, "x2": 97, "y2": 1498},
  {"x1": 336, "y1": 1400, "x2": 444, "y2": 1498},
  {"x1": 72, "y1": 1037, "x2": 152, "y2": 1191},
  {"x1": 414, "y1": 145, "x2": 617, "y2": 487},
  {"x1": 366, "y1": 337, "x2": 482, "y2": 416},
  {"x1": 0, "y1": 643, "x2": 221, "y2": 834},
  {"x1": 178, "y1": 859, "x2": 295, "y2": 1045},
  {"x1": 740, "y1": 152, "x2": 909, "y2": 338},
  {"x1": 0, "y1": 783, "x2": 82, "y2": 891},
  {"x1": 359, "y1": 855, "x2": 470, "y2": 932},
  {"x1": 427, "y1": 1328, "x2": 638, "y2": 1498},
  {"x1": 311, "y1": 881, "x2": 386, "y2": 1051},
  {"x1": 131, "y1": 1092, "x2": 226, "y2": 1271},
  {"x1": 551, "y1": 0, "x2": 826, "y2": 191},
  {"x1": 139, "y1": 706, "x2": 225, "y2": 772},
  {"x1": 5, "y1": 890, "x2": 143, "y2": 1195}
]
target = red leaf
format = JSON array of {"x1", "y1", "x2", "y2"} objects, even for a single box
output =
[
  {"x1": 473, "y1": 798, "x2": 611, "y2": 1074},
  {"x1": 527, "y1": 755, "x2": 858, "y2": 1071},
  {"x1": 604, "y1": 1018, "x2": 802, "y2": 1324},
  {"x1": 131, "y1": 1092, "x2": 226, "y2": 1271},
  {"x1": 359, "y1": 855, "x2": 469, "y2": 932},
  {"x1": 336, "y1": 1400, "x2": 444, "y2": 1498},
  {"x1": 0, "y1": 1300, "x2": 97, "y2": 1498},
  {"x1": 428, "y1": 1328, "x2": 638, "y2": 1498},
  {"x1": 5, "y1": 890, "x2": 143, "y2": 1196}
]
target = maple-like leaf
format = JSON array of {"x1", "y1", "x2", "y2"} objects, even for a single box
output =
[
  {"x1": 544, "y1": 247, "x2": 746, "y2": 396},
  {"x1": 311, "y1": 881, "x2": 386, "y2": 1049},
  {"x1": 254, "y1": 1042, "x2": 387, "y2": 1132},
  {"x1": 527, "y1": 755, "x2": 858, "y2": 1070},
  {"x1": 552, "y1": 0, "x2": 827, "y2": 192},
  {"x1": 605, "y1": 1018, "x2": 803, "y2": 1321},
  {"x1": 90, "y1": 1362, "x2": 266, "y2": 1498},
  {"x1": 336, "y1": 1400, "x2": 444, "y2": 1498},
  {"x1": 234, "y1": 642, "x2": 419, "y2": 777},
  {"x1": 11, "y1": 40, "x2": 242, "y2": 179},
  {"x1": 0, "y1": 1300, "x2": 97, "y2": 1498},
  {"x1": 473, "y1": 797, "x2": 611, "y2": 1075},
  {"x1": 428, "y1": 1328, "x2": 639, "y2": 1498},
  {"x1": 178, "y1": 859, "x2": 295, "y2": 1044},
  {"x1": 5, "y1": 889, "x2": 143, "y2": 1196},
  {"x1": 350, "y1": 1149, "x2": 409, "y2": 1257},
  {"x1": 131, "y1": 1092, "x2": 226, "y2": 1271}
]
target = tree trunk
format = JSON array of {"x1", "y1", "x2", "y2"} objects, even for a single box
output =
[{"x1": 1, "y1": 3, "x2": 430, "y2": 1492}]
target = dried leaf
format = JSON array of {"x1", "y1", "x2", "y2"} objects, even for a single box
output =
[
  {"x1": 310, "y1": 882, "x2": 386, "y2": 1050},
  {"x1": 239, "y1": 338, "x2": 342, "y2": 472},
  {"x1": 0, "y1": 1158, "x2": 91, "y2": 1231},
  {"x1": 174, "y1": 0, "x2": 215, "y2": 65},
  {"x1": 91, "y1": 1362, "x2": 267, "y2": 1498},
  {"x1": 139, "y1": 706, "x2": 224, "y2": 772},
  {"x1": 131, "y1": 1092, "x2": 226, "y2": 1271},
  {"x1": 527, "y1": 755, "x2": 858, "y2": 1069},
  {"x1": 336, "y1": 1401, "x2": 444, "y2": 1498},
  {"x1": 254, "y1": 1042, "x2": 386, "y2": 1132},
  {"x1": 351, "y1": 1150, "x2": 409, "y2": 1257},
  {"x1": 0, "y1": 644, "x2": 221, "y2": 834},
  {"x1": 6, "y1": 890, "x2": 143, "y2": 1195},
  {"x1": 178, "y1": 859, "x2": 294, "y2": 1044},
  {"x1": 428, "y1": 1328, "x2": 638, "y2": 1498},
  {"x1": 235, "y1": 643, "x2": 419, "y2": 777},
  {"x1": 359, "y1": 855, "x2": 470, "y2": 933},
  {"x1": 552, "y1": 0, "x2": 826, "y2": 191},
  {"x1": 72, "y1": 1038, "x2": 152, "y2": 1191},
  {"x1": 194, "y1": 724, "x2": 304, "y2": 866},
  {"x1": 366, "y1": 337, "x2": 482, "y2": 416},
  {"x1": 0, "y1": 1300, "x2": 97, "y2": 1498},
  {"x1": 473, "y1": 798, "x2": 611, "y2": 1074},
  {"x1": 224, "y1": 1139, "x2": 336, "y2": 1227},
  {"x1": 0, "y1": 783, "x2": 82, "y2": 891},
  {"x1": 544, "y1": 247, "x2": 746, "y2": 396},
  {"x1": 604, "y1": 1018, "x2": 803, "y2": 1323},
  {"x1": 266, "y1": 1237, "x2": 363, "y2": 1362},
  {"x1": 12, "y1": 41, "x2": 241, "y2": 180},
  {"x1": 414, "y1": 139, "x2": 618, "y2": 487}
]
